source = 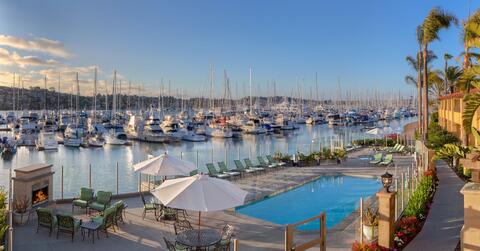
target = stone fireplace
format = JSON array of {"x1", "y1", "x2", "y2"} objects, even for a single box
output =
[{"x1": 13, "y1": 163, "x2": 54, "y2": 207}]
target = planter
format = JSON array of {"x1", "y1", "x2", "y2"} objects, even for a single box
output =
[
  {"x1": 362, "y1": 225, "x2": 378, "y2": 241},
  {"x1": 13, "y1": 211, "x2": 29, "y2": 226}
]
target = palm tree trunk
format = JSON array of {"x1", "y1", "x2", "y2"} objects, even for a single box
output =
[
  {"x1": 417, "y1": 55, "x2": 423, "y2": 136},
  {"x1": 422, "y1": 44, "x2": 429, "y2": 141}
]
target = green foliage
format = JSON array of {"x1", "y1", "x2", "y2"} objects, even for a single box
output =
[
  {"x1": 0, "y1": 187, "x2": 7, "y2": 246},
  {"x1": 352, "y1": 138, "x2": 396, "y2": 147},
  {"x1": 273, "y1": 152, "x2": 291, "y2": 162},
  {"x1": 426, "y1": 120, "x2": 459, "y2": 149},
  {"x1": 403, "y1": 176, "x2": 435, "y2": 217},
  {"x1": 435, "y1": 143, "x2": 469, "y2": 167}
]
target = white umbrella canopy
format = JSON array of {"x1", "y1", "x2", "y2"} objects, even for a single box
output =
[
  {"x1": 151, "y1": 174, "x2": 248, "y2": 212},
  {"x1": 366, "y1": 128, "x2": 382, "y2": 135},
  {"x1": 132, "y1": 152, "x2": 196, "y2": 177}
]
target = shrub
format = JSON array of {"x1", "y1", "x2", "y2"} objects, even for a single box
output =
[
  {"x1": 426, "y1": 120, "x2": 459, "y2": 149},
  {"x1": 394, "y1": 216, "x2": 420, "y2": 248},
  {"x1": 403, "y1": 176, "x2": 434, "y2": 217},
  {"x1": 352, "y1": 138, "x2": 396, "y2": 147}
]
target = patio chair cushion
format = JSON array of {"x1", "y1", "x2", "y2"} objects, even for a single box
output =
[
  {"x1": 57, "y1": 213, "x2": 80, "y2": 231},
  {"x1": 80, "y1": 187, "x2": 94, "y2": 201},
  {"x1": 144, "y1": 203, "x2": 157, "y2": 210},
  {"x1": 72, "y1": 200, "x2": 88, "y2": 208},
  {"x1": 89, "y1": 191, "x2": 112, "y2": 212}
]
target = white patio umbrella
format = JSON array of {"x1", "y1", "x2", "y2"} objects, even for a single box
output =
[
  {"x1": 365, "y1": 128, "x2": 382, "y2": 135},
  {"x1": 151, "y1": 174, "x2": 248, "y2": 228},
  {"x1": 133, "y1": 152, "x2": 196, "y2": 177}
]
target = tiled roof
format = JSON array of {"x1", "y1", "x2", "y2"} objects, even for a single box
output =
[{"x1": 439, "y1": 89, "x2": 479, "y2": 100}]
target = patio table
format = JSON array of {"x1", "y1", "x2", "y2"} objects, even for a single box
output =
[
  {"x1": 176, "y1": 229, "x2": 221, "y2": 250},
  {"x1": 81, "y1": 220, "x2": 101, "y2": 244}
]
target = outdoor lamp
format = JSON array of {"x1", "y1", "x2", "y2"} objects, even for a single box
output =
[{"x1": 381, "y1": 171, "x2": 393, "y2": 192}]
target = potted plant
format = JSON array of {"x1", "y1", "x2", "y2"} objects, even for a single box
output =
[
  {"x1": 362, "y1": 206, "x2": 379, "y2": 241},
  {"x1": 12, "y1": 195, "x2": 29, "y2": 226}
]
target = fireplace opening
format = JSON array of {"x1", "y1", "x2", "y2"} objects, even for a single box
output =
[{"x1": 32, "y1": 185, "x2": 48, "y2": 206}]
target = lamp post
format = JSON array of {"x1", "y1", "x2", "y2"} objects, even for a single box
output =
[
  {"x1": 381, "y1": 171, "x2": 393, "y2": 193},
  {"x1": 377, "y1": 170, "x2": 396, "y2": 248}
]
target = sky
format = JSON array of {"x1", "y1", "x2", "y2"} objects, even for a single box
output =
[{"x1": 0, "y1": 0, "x2": 475, "y2": 98}]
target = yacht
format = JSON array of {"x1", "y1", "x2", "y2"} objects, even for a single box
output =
[
  {"x1": 88, "y1": 134, "x2": 106, "y2": 147},
  {"x1": 58, "y1": 113, "x2": 71, "y2": 131},
  {"x1": 126, "y1": 115, "x2": 169, "y2": 143},
  {"x1": 275, "y1": 114, "x2": 294, "y2": 130},
  {"x1": 242, "y1": 119, "x2": 266, "y2": 134},
  {"x1": 15, "y1": 115, "x2": 39, "y2": 146},
  {"x1": 181, "y1": 129, "x2": 207, "y2": 142},
  {"x1": 105, "y1": 125, "x2": 128, "y2": 145},
  {"x1": 63, "y1": 124, "x2": 84, "y2": 147},
  {"x1": 36, "y1": 129, "x2": 59, "y2": 150},
  {"x1": 161, "y1": 115, "x2": 183, "y2": 142},
  {"x1": 1, "y1": 136, "x2": 17, "y2": 158}
]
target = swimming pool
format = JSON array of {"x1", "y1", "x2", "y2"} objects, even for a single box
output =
[{"x1": 236, "y1": 175, "x2": 381, "y2": 230}]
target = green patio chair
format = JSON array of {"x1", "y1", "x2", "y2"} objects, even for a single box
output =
[
  {"x1": 140, "y1": 192, "x2": 159, "y2": 220},
  {"x1": 392, "y1": 145, "x2": 405, "y2": 153},
  {"x1": 369, "y1": 153, "x2": 383, "y2": 164},
  {"x1": 379, "y1": 154, "x2": 393, "y2": 165},
  {"x1": 206, "y1": 163, "x2": 230, "y2": 179},
  {"x1": 56, "y1": 213, "x2": 81, "y2": 242},
  {"x1": 91, "y1": 205, "x2": 116, "y2": 237},
  {"x1": 217, "y1": 161, "x2": 241, "y2": 178},
  {"x1": 72, "y1": 187, "x2": 94, "y2": 214},
  {"x1": 266, "y1": 155, "x2": 286, "y2": 167},
  {"x1": 244, "y1": 158, "x2": 266, "y2": 173},
  {"x1": 233, "y1": 160, "x2": 257, "y2": 175},
  {"x1": 112, "y1": 200, "x2": 126, "y2": 227},
  {"x1": 36, "y1": 207, "x2": 57, "y2": 236},
  {"x1": 257, "y1": 156, "x2": 277, "y2": 168},
  {"x1": 213, "y1": 224, "x2": 235, "y2": 251},
  {"x1": 385, "y1": 143, "x2": 400, "y2": 152},
  {"x1": 89, "y1": 191, "x2": 112, "y2": 213},
  {"x1": 163, "y1": 237, "x2": 190, "y2": 251}
]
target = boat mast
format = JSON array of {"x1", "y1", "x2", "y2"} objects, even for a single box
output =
[
  {"x1": 93, "y1": 67, "x2": 97, "y2": 123},
  {"x1": 44, "y1": 75, "x2": 47, "y2": 112},
  {"x1": 57, "y1": 73, "x2": 61, "y2": 111},
  {"x1": 249, "y1": 67, "x2": 252, "y2": 114}
]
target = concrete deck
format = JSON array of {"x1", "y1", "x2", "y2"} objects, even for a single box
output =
[
  {"x1": 405, "y1": 160, "x2": 464, "y2": 251},
  {"x1": 13, "y1": 149, "x2": 414, "y2": 251}
]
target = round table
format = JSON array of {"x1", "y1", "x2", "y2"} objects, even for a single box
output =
[{"x1": 176, "y1": 229, "x2": 221, "y2": 249}]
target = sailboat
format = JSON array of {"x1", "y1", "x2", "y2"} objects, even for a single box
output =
[
  {"x1": 87, "y1": 68, "x2": 106, "y2": 147},
  {"x1": 105, "y1": 70, "x2": 128, "y2": 145},
  {"x1": 64, "y1": 73, "x2": 84, "y2": 147}
]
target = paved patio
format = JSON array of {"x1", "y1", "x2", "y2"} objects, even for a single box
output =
[{"x1": 13, "y1": 149, "x2": 414, "y2": 251}]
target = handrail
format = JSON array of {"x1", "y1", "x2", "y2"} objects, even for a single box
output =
[{"x1": 285, "y1": 212, "x2": 326, "y2": 251}]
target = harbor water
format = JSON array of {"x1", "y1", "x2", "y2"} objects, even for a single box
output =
[{"x1": 0, "y1": 118, "x2": 415, "y2": 199}]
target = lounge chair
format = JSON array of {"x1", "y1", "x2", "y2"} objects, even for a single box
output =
[
  {"x1": 385, "y1": 143, "x2": 400, "y2": 152},
  {"x1": 233, "y1": 160, "x2": 257, "y2": 175},
  {"x1": 140, "y1": 192, "x2": 160, "y2": 220},
  {"x1": 217, "y1": 161, "x2": 241, "y2": 178},
  {"x1": 72, "y1": 187, "x2": 94, "y2": 214},
  {"x1": 244, "y1": 158, "x2": 266, "y2": 173},
  {"x1": 391, "y1": 145, "x2": 405, "y2": 153},
  {"x1": 36, "y1": 207, "x2": 57, "y2": 236},
  {"x1": 89, "y1": 191, "x2": 112, "y2": 213},
  {"x1": 206, "y1": 163, "x2": 230, "y2": 179},
  {"x1": 379, "y1": 154, "x2": 393, "y2": 166},
  {"x1": 56, "y1": 213, "x2": 81, "y2": 242},
  {"x1": 266, "y1": 155, "x2": 286, "y2": 167},
  {"x1": 257, "y1": 156, "x2": 277, "y2": 168},
  {"x1": 369, "y1": 153, "x2": 383, "y2": 164},
  {"x1": 91, "y1": 206, "x2": 116, "y2": 237}
]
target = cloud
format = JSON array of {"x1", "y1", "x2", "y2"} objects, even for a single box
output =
[
  {"x1": 0, "y1": 35, "x2": 71, "y2": 58},
  {"x1": 0, "y1": 48, "x2": 61, "y2": 68}
]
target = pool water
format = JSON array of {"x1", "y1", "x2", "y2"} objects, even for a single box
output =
[{"x1": 236, "y1": 175, "x2": 380, "y2": 230}]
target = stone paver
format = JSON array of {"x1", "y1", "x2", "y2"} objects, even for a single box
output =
[
  {"x1": 12, "y1": 149, "x2": 413, "y2": 251},
  {"x1": 405, "y1": 160, "x2": 464, "y2": 251}
]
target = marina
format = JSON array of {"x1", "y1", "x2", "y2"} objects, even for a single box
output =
[{"x1": 0, "y1": 115, "x2": 415, "y2": 198}]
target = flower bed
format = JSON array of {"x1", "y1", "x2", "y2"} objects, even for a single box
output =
[{"x1": 352, "y1": 170, "x2": 437, "y2": 251}]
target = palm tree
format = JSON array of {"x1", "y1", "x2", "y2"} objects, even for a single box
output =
[
  {"x1": 444, "y1": 53, "x2": 453, "y2": 94},
  {"x1": 420, "y1": 7, "x2": 457, "y2": 140},
  {"x1": 462, "y1": 9, "x2": 480, "y2": 71}
]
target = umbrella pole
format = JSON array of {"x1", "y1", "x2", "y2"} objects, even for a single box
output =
[{"x1": 198, "y1": 211, "x2": 201, "y2": 241}]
